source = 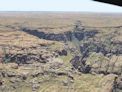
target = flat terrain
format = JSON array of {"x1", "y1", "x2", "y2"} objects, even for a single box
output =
[{"x1": 0, "y1": 12, "x2": 122, "y2": 33}]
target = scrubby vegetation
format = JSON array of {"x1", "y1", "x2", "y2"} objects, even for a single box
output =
[{"x1": 0, "y1": 12, "x2": 122, "y2": 92}]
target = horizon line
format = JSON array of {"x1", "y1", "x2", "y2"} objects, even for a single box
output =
[{"x1": 0, "y1": 11, "x2": 122, "y2": 14}]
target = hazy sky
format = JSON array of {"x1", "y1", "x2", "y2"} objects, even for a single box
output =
[{"x1": 0, "y1": 0, "x2": 122, "y2": 13}]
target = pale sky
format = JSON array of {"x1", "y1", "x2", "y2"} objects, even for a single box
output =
[{"x1": 0, "y1": 0, "x2": 122, "y2": 13}]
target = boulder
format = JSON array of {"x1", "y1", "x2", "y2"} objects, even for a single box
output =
[
  {"x1": 7, "y1": 63, "x2": 18, "y2": 69},
  {"x1": 116, "y1": 76, "x2": 122, "y2": 90},
  {"x1": 48, "y1": 58, "x2": 64, "y2": 69},
  {"x1": 70, "y1": 56, "x2": 81, "y2": 69},
  {"x1": 0, "y1": 80, "x2": 3, "y2": 86},
  {"x1": 6, "y1": 71, "x2": 17, "y2": 77},
  {"x1": 56, "y1": 49, "x2": 67, "y2": 56},
  {"x1": 62, "y1": 80, "x2": 68, "y2": 86}
]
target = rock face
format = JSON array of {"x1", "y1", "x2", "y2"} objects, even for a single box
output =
[
  {"x1": 112, "y1": 76, "x2": 122, "y2": 92},
  {"x1": 1, "y1": 46, "x2": 58, "y2": 64},
  {"x1": 70, "y1": 52, "x2": 122, "y2": 75},
  {"x1": 80, "y1": 40, "x2": 122, "y2": 56},
  {"x1": 3, "y1": 53, "x2": 43, "y2": 64},
  {"x1": 70, "y1": 56, "x2": 91, "y2": 73},
  {"x1": 70, "y1": 56, "x2": 81, "y2": 69},
  {"x1": 21, "y1": 27, "x2": 122, "y2": 76},
  {"x1": 22, "y1": 28, "x2": 98, "y2": 41},
  {"x1": 56, "y1": 49, "x2": 67, "y2": 56},
  {"x1": 86, "y1": 53, "x2": 122, "y2": 75},
  {"x1": 0, "y1": 57, "x2": 67, "y2": 92}
]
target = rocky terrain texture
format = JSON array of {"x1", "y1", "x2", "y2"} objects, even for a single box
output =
[{"x1": 0, "y1": 12, "x2": 122, "y2": 92}]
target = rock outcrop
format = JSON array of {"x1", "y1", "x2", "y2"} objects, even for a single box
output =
[{"x1": 22, "y1": 28, "x2": 98, "y2": 41}]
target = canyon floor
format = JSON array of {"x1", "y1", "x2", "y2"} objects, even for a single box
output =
[{"x1": 0, "y1": 12, "x2": 122, "y2": 92}]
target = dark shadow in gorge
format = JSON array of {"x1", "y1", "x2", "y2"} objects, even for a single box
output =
[{"x1": 21, "y1": 28, "x2": 98, "y2": 41}]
